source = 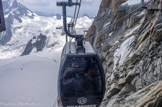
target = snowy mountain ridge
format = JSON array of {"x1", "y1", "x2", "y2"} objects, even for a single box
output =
[{"x1": 0, "y1": 0, "x2": 93, "y2": 59}]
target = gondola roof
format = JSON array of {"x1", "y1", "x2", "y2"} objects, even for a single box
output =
[{"x1": 64, "y1": 41, "x2": 96, "y2": 55}]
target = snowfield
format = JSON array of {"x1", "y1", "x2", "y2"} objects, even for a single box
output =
[
  {"x1": 0, "y1": 55, "x2": 59, "y2": 107},
  {"x1": 0, "y1": 40, "x2": 64, "y2": 107},
  {"x1": 113, "y1": 35, "x2": 136, "y2": 70}
]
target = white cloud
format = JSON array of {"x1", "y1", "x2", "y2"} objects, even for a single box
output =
[{"x1": 17, "y1": 0, "x2": 101, "y2": 17}]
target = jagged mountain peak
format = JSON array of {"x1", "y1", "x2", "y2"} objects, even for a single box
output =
[
  {"x1": 82, "y1": 14, "x2": 91, "y2": 19},
  {"x1": 3, "y1": 0, "x2": 34, "y2": 18},
  {"x1": 3, "y1": 0, "x2": 18, "y2": 14},
  {"x1": 0, "y1": 0, "x2": 35, "y2": 45},
  {"x1": 3, "y1": 0, "x2": 17, "y2": 6},
  {"x1": 56, "y1": 13, "x2": 61, "y2": 20}
]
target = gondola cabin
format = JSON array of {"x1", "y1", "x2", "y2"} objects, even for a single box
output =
[
  {"x1": 0, "y1": 0, "x2": 6, "y2": 32},
  {"x1": 58, "y1": 41, "x2": 105, "y2": 107}
]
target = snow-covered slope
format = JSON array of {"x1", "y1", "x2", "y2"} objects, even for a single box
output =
[
  {"x1": 122, "y1": 0, "x2": 149, "y2": 5},
  {"x1": 0, "y1": 55, "x2": 60, "y2": 107}
]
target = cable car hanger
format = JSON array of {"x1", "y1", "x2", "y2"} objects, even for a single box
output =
[
  {"x1": 57, "y1": 0, "x2": 84, "y2": 53},
  {"x1": 56, "y1": 1, "x2": 105, "y2": 107}
]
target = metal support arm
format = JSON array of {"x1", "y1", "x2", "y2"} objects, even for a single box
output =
[
  {"x1": 57, "y1": 0, "x2": 85, "y2": 53},
  {"x1": 57, "y1": 0, "x2": 82, "y2": 39}
]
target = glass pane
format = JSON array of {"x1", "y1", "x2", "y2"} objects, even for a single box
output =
[{"x1": 62, "y1": 57, "x2": 102, "y2": 97}]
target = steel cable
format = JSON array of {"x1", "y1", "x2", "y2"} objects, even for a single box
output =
[
  {"x1": 87, "y1": 0, "x2": 154, "y2": 41},
  {"x1": 87, "y1": 0, "x2": 162, "y2": 49}
]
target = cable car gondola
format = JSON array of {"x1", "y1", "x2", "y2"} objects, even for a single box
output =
[
  {"x1": 57, "y1": 0, "x2": 105, "y2": 107},
  {"x1": 58, "y1": 42, "x2": 105, "y2": 107},
  {"x1": 0, "y1": 0, "x2": 6, "y2": 32}
]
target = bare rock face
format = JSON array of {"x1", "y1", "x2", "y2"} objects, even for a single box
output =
[
  {"x1": 118, "y1": 78, "x2": 126, "y2": 87},
  {"x1": 86, "y1": 25, "x2": 97, "y2": 42},
  {"x1": 136, "y1": 82, "x2": 162, "y2": 107},
  {"x1": 107, "y1": 83, "x2": 121, "y2": 98},
  {"x1": 21, "y1": 34, "x2": 47, "y2": 56},
  {"x1": 98, "y1": 0, "x2": 111, "y2": 15},
  {"x1": 136, "y1": 31, "x2": 149, "y2": 48},
  {"x1": 98, "y1": 0, "x2": 126, "y2": 16},
  {"x1": 118, "y1": 83, "x2": 136, "y2": 98},
  {"x1": 86, "y1": 0, "x2": 162, "y2": 107},
  {"x1": 151, "y1": 23, "x2": 162, "y2": 42}
]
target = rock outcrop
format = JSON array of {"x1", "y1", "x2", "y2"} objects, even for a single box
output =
[
  {"x1": 21, "y1": 34, "x2": 47, "y2": 56},
  {"x1": 136, "y1": 81, "x2": 162, "y2": 107},
  {"x1": 86, "y1": 0, "x2": 162, "y2": 106}
]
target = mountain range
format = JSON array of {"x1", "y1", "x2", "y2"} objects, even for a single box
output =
[{"x1": 0, "y1": 0, "x2": 93, "y2": 59}]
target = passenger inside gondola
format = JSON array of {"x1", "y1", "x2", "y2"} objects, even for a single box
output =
[{"x1": 62, "y1": 57, "x2": 102, "y2": 97}]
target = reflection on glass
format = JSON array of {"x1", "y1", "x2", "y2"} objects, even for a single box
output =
[{"x1": 62, "y1": 57, "x2": 102, "y2": 97}]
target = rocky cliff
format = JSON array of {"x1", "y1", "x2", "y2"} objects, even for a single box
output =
[
  {"x1": 21, "y1": 34, "x2": 47, "y2": 56},
  {"x1": 86, "y1": 0, "x2": 162, "y2": 107}
]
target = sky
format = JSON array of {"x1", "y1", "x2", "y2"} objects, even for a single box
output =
[{"x1": 17, "y1": 0, "x2": 102, "y2": 17}]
